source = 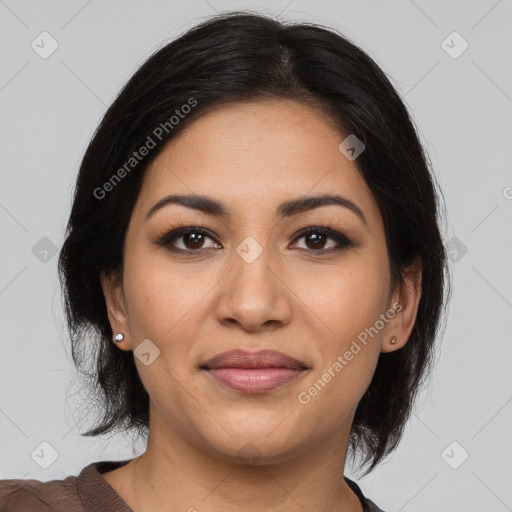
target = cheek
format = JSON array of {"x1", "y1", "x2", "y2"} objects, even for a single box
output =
[
  {"x1": 292, "y1": 255, "x2": 390, "y2": 416},
  {"x1": 121, "y1": 250, "x2": 204, "y2": 412},
  {"x1": 293, "y1": 253, "x2": 391, "y2": 340},
  {"x1": 295, "y1": 283, "x2": 386, "y2": 429},
  {"x1": 122, "y1": 246, "x2": 209, "y2": 341},
  {"x1": 295, "y1": 349, "x2": 376, "y2": 437}
]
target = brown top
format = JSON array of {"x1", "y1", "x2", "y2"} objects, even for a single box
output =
[
  {"x1": 0, "y1": 459, "x2": 133, "y2": 512},
  {"x1": 0, "y1": 459, "x2": 385, "y2": 511}
]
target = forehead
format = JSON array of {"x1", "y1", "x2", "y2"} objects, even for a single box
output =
[{"x1": 134, "y1": 99, "x2": 381, "y2": 226}]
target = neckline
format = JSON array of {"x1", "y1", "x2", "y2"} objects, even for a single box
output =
[
  {"x1": 78, "y1": 459, "x2": 370, "y2": 512},
  {"x1": 77, "y1": 459, "x2": 134, "y2": 511},
  {"x1": 344, "y1": 475, "x2": 371, "y2": 512}
]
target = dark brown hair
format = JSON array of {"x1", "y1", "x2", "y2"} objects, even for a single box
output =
[{"x1": 58, "y1": 11, "x2": 449, "y2": 476}]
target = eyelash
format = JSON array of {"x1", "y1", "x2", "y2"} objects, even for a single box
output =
[{"x1": 155, "y1": 222, "x2": 355, "y2": 255}]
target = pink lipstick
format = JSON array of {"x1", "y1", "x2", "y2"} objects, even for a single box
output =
[{"x1": 201, "y1": 349, "x2": 308, "y2": 394}]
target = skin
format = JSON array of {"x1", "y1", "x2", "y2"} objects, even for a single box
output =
[{"x1": 99, "y1": 98, "x2": 422, "y2": 512}]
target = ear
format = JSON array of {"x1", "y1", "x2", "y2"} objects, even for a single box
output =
[
  {"x1": 381, "y1": 258, "x2": 422, "y2": 353},
  {"x1": 100, "y1": 270, "x2": 131, "y2": 350}
]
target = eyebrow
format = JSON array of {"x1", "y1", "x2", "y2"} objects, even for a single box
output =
[{"x1": 145, "y1": 193, "x2": 367, "y2": 225}]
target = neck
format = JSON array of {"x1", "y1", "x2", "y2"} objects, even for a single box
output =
[{"x1": 108, "y1": 406, "x2": 363, "y2": 512}]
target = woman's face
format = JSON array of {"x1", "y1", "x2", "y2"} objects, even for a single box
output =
[{"x1": 102, "y1": 98, "x2": 419, "y2": 463}]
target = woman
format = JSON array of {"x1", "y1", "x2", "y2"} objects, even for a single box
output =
[{"x1": 0, "y1": 11, "x2": 448, "y2": 512}]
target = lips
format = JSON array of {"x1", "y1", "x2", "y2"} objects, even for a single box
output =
[
  {"x1": 201, "y1": 349, "x2": 308, "y2": 394},
  {"x1": 203, "y1": 349, "x2": 308, "y2": 370}
]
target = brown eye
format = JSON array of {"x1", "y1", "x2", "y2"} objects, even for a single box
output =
[
  {"x1": 292, "y1": 227, "x2": 353, "y2": 253},
  {"x1": 302, "y1": 231, "x2": 330, "y2": 250},
  {"x1": 157, "y1": 227, "x2": 220, "y2": 252},
  {"x1": 180, "y1": 231, "x2": 208, "y2": 250}
]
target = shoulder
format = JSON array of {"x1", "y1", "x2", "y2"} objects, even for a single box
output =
[
  {"x1": 0, "y1": 460, "x2": 134, "y2": 512},
  {"x1": 0, "y1": 472, "x2": 83, "y2": 512}
]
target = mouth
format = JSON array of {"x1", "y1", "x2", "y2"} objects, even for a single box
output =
[{"x1": 200, "y1": 349, "x2": 309, "y2": 394}]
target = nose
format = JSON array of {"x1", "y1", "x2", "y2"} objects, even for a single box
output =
[{"x1": 215, "y1": 244, "x2": 292, "y2": 333}]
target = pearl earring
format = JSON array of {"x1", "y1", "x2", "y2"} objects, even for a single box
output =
[
  {"x1": 113, "y1": 333, "x2": 124, "y2": 343},
  {"x1": 390, "y1": 336, "x2": 398, "y2": 345}
]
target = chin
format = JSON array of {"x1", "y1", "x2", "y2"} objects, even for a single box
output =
[{"x1": 193, "y1": 417, "x2": 307, "y2": 464}]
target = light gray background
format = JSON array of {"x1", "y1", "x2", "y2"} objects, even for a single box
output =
[{"x1": 1, "y1": 1, "x2": 511, "y2": 511}]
